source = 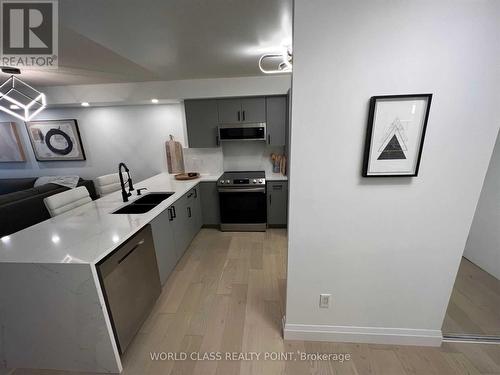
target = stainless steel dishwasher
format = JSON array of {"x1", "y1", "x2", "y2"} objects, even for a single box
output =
[{"x1": 97, "y1": 224, "x2": 161, "y2": 354}]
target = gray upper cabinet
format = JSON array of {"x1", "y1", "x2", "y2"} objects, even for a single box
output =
[
  {"x1": 217, "y1": 99, "x2": 242, "y2": 123},
  {"x1": 240, "y1": 97, "x2": 266, "y2": 123},
  {"x1": 217, "y1": 97, "x2": 266, "y2": 123},
  {"x1": 184, "y1": 99, "x2": 219, "y2": 148},
  {"x1": 267, "y1": 181, "x2": 288, "y2": 227},
  {"x1": 185, "y1": 95, "x2": 287, "y2": 148},
  {"x1": 266, "y1": 95, "x2": 287, "y2": 146}
]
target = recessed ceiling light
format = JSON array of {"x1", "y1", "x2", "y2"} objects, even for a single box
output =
[
  {"x1": 81, "y1": 102, "x2": 89, "y2": 107},
  {"x1": 51, "y1": 235, "x2": 60, "y2": 244},
  {"x1": 151, "y1": 98, "x2": 159, "y2": 104},
  {"x1": 9, "y1": 104, "x2": 20, "y2": 110}
]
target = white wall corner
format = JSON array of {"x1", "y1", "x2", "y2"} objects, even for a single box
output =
[{"x1": 283, "y1": 323, "x2": 442, "y2": 347}]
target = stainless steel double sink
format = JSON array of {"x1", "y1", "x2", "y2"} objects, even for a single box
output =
[{"x1": 112, "y1": 192, "x2": 174, "y2": 214}]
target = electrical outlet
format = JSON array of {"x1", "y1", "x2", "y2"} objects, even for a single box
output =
[{"x1": 319, "y1": 294, "x2": 331, "y2": 308}]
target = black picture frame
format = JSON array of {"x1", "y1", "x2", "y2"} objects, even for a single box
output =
[
  {"x1": 362, "y1": 93, "x2": 432, "y2": 177},
  {"x1": 25, "y1": 119, "x2": 86, "y2": 161}
]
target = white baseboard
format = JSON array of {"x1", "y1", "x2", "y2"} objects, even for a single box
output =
[{"x1": 284, "y1": 323, "x2": 442, "y2": 347}]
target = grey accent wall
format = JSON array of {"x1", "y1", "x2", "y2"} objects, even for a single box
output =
[{"x1": 0, "y1": 104, "x2": 187, "y2": 182}]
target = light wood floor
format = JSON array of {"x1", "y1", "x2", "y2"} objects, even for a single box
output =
[
  {"x1": 5, "y1": 229, "x2": 500, "y2": 375},
  {"x1": 443, "y1": 257, "x2": 500, "y2": 336}
]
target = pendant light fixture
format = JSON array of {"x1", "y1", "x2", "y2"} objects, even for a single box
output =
[
  {"x1": 259, "y1": 46, "x2": 293, "y2": 74},
  {"x1": 0, "y1": 67, "x2": 46, "y2": 121}
]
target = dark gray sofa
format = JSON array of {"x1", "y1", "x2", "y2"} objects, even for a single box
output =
[{"x1": 0, "y1": 178, "x2": 99, "y2": 237}]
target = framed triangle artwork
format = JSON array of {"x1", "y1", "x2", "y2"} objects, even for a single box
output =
[{"x1": 362, "y1": 94, "x2": 432, "y2": 177}]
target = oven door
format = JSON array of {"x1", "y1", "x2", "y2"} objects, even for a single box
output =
[{"x1": 218, "y1": 187, "x2": 267, "y2": 231}]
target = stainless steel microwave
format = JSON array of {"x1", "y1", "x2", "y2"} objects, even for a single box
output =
[{"x1": 218, "y1": 123, "x2": 266, "y2": 141}]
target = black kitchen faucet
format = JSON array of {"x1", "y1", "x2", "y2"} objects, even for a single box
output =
[{"x1": 118, "y1": 162, "x2": 135, "y2": 202}]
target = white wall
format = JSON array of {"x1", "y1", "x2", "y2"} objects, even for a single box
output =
[
  {"x1": 0, "y1": 104, "x2": 187, "y2": 182},
  {"x1": 463, "y1": 131, "x2": 500, "y2": 280},
  {"x1": 285, "y1": 0, "x2": 500, "y2": 345},
  {"x1": 42, "y1": 75, "x2": 291, "y2": 106}
]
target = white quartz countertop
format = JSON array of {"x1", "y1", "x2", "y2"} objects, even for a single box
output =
[
  {"x1": 266, "y1": 172, "x2": 288, "y2": 181},
  {"x1": 0, "y1": 173, "x2": 221, "y2": 265}
]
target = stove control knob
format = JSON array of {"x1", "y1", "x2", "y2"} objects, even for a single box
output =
[
  {"x1": 253, "y1": 179, "x2": 257, "y2": 183},
  {"x1": 220, "y1": 180, "x2": 224, "y2": 184},
  {"x1": 226, "y1": 180, "x2": 230, "y2": 184},
  {"x1": 259, "y1": 179, "x2": 264, "y2": 183}
]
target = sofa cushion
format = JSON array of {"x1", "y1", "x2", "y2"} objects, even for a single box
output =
[
  {"x1": 0, "y1": 188, "x2": 39, "y2": 206},
  {"x1": 35, "y1": 183, "x2": 65, "y2": 195},
  {"x1": 0, "y1": 178, "x2": 37, "y2": 195},
  {"x1": 0, "y1": 178, "x2": 99, "y2": 237}
]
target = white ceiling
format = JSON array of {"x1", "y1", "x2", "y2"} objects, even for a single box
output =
[{"x1": 5, "y1": 0, "x2": 292, "y2": 87}]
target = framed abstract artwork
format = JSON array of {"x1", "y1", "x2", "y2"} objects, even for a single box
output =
[
  {"x1": 0, "y1": 122, "x2": 26, "y2": 162},
  {"x1": 362, "y1": 94, "x2": 432, "y2": 177},
  {"x1": 25, "y1": 119, "x2": 86, "y2": 161}
]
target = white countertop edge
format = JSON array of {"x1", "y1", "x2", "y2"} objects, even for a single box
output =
[
  {"x1": 0, "y1": 171, "x2": 287, "y2": 265},
  {"x1": 0, "y1": 173, "x2": 222, "y2": 265}
]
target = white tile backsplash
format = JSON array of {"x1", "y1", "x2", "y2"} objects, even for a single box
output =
[
  {"x1": 183, "y1": 142, "x2": 285, "y2": 176},
  {"x1": 183, "y1": 148, "x2": 223, "y2": 175}
]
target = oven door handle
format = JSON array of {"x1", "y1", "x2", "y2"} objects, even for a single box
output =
[{"x1": 218, "y1": 187, "x2": 266, "y2": 193}]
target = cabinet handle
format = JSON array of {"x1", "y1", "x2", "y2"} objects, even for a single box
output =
[
  {"x1": 268, "y1": 134, "x2": 271, "y2": 144},
  {"x1": 172, "y1": 206, "x2": 176, "y2": 218},
  {"x1": 269, "y1": 194, "x2": 272, "y2": 205},
  {"x1": 242, "y1": 110, "x2": 246, "y2": 121},
  {"x1": 216, "y1": 135, "x2": 220, "y2": 146},
  {"x1": 237, "y1": 111, "x2": 241, "y2": 121},
  {"x1": 194, "y1": 189, "x2": 198, "y2": 198},
  {"x1": 187, "y1": 207, "x2": 192, "y2": 218},
  {"x1": 168, "y1": 207, "x2": 173, "y2": 221}
]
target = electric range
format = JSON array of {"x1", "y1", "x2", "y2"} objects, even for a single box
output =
[{"x1": 217, "y1": 171, "x2": 266, "y2": 231}]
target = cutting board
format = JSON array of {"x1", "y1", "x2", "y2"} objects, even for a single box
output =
[
  {"x1": 166, "y1": 135, "x2": 185, "y2": 174},
  {"x1": 175, "y1": 173, "x2": 200, "y2": 180}
]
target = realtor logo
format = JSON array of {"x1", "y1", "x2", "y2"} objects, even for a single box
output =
[{"x1": 0, "y1": 0, "x2": 58, "y2": 68}]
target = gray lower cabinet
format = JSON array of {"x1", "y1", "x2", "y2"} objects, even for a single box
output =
[
  {"x1": 150, "y1": 209, "x2": 178, "y2": 285},
  {"x1": 267, "y1": 181, "x2": 288, "y2": 226},
  {"x1": 266, "y1": 95, "x2": 287, "y2": 146},
  {"x1": 170, "y1": 196, "x2": 190, "y2": 261},
  {"x1": 147, "y1": 187, "x2": 203, "y2": 285},
  {"x1": 199, "y1": 182, "x2": 219, "y2": 226},
  {"x1": 185, "y1": 186, "x2": 202, "y2": 240},
  {"x1": 184, "y1": 99, "x2": 219, "y2": 148}
]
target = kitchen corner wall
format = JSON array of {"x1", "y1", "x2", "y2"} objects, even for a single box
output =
[
  {"x1": 463, "y1": 130, "x2": 500, "y2": 280},
  {"x1": 286, "y1": 0, "x2": 500, "y2": 345},
  {"x1": 0, "y1": 104, "x2": 187, "y2": 182}
]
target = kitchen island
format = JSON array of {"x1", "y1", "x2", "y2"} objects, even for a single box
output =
[{"x1": 0, "y1": 173, "x2": 220, "y2": 373}]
